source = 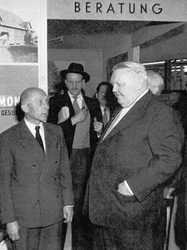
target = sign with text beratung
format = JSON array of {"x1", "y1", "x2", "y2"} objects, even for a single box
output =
[{"x1": 48, "y1": 0, "x2": 187, "y2": 22}]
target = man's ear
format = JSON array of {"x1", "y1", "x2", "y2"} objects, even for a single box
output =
[
  {"x1": 96, "y1": 93, "x2": 99, "y2": 99},
  {"x1": 82, "y1": 79, "x2": 86, "y2": 91},
  {"x1": 137, "y1": 75, "x2": 144, "y2": 90},
  {"x1": 65, "y1": 79, "x2": 68, "y2": 88},
  {"x1": 21, "y1": 104, "x2": 28, "y2": 113}
]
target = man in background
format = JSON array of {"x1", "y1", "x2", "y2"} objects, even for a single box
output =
[
  {"x1": 95, "y1": 81, "x2": 118, "y2": 128},
  {"x1": 0, "y1": 87, "x2": 74, "y2": 250},
  {"x1": 147, "y1": 70, "x2": 164, "y2": 95},
  {"x1": 86, "y1": 61, "x2": 184, "y2": 250},
  {"x1": 47, "y1": 62, "x2": 103, "y2": 250}
]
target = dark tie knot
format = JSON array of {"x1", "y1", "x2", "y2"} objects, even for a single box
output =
[{"x1": 35, "y1": 126, "x2": 40, "y2": 133}]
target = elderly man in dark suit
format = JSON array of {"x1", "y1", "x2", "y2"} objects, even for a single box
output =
[
  {"x1": 0, "y1": 87, "x2": 74, "y2": 250},
  {"x1": 86, "y1": 61, "x2": 184, "y2": 250},
  {"x1": 47, "y1": 62, "x2": 103, "y2": 250}
]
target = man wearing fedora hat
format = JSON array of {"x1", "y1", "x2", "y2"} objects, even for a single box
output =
[{"x1": 47, "y1": 62, "x2": 103, "y2": 250}]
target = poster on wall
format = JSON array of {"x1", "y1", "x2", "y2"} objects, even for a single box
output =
[
  {"x1": 0, "y1": 0, "x2": 39, "y2": 63},
  {"x1": 0, "y1": 0, "x2": 46, "y2": 133},
  {"x1": 0, "y1": 65, "x2": 38, "y2": 133}
]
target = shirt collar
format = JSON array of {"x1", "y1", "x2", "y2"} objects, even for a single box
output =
[
  {"x1": 68, "y1": 91, "x2": 83, "y2": 100},
  {"x1": 100, "y1": 106, "x2": 109, "y2": 112},
  {"x1": 24, "y1": 118, "x2": 44, "y2": 136}
]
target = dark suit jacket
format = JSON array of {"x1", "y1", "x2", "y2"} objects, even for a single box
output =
[
  {"x1": 87, "y1": 91, "x2": 184, "y2": 230},
  {"x1": 0, "y1": 120, "x2": 74, "y2": 228},
  {"x1": 47, "y1": 92, "x2": 102, "y2": 156}
]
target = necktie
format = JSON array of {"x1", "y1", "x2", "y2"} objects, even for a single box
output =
[
  {"x1": 102, "y1": 108, "x2": 108, "y2": 128},
  {"x1": 101, "y1": 108, "x2": 122, "y2": 141},
  {"x1": 35, "y1": 126, "x2": 44, "y2": 152},
  {"x1": 72, "y1": 95, "x2": 80, "y2": 114}
]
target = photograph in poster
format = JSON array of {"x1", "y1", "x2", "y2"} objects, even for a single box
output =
[{"x1": 0, "y1": 0, "x2": 39, "y2": 63}]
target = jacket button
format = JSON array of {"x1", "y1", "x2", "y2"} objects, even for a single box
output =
[{"x1": 32, "y1": 165, "x2": 35, "y2": 168}]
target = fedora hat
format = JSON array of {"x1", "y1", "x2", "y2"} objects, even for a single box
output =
[{"x1": 60, "y1": 62, "x2": 90, "y2": 83}]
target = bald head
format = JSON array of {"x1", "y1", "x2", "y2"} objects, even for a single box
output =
[
  {"x1": 20, "y1": 87, "x2": 46, "y2": 106},
  {"x1": 147, "y1": 71, "x2": 164, "y2": 96},
  {"x1": 20, "y1": 87, "x2": 49, "y2": 125}
]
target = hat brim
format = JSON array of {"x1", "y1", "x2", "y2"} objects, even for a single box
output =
[{"x1": 60, "y1": 69, "x2": 90, "y2": 83}]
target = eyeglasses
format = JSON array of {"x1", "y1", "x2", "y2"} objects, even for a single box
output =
[{"x1": 98, "y1": 91, "x2": 106, "y2": 96}]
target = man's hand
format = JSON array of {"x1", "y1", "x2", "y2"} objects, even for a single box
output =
[
  {"x1": 71, "y1": 107, "x2": 88, "y2": 125},
  {"x1": 6, "y1": 221, "x2": 20, "y2": 241},
  {"x1": 93, "y1": 118, "x2": 103, "y2": 133},
  {"x1": 58, "y1": 106, "x2": 70, "y2": 124},
  {"x1": 118, "y1": 181, "x2": 133, "y2": 196},
  {"x1": 63, "y1": 207, "x2": 74, "y2": 223}
]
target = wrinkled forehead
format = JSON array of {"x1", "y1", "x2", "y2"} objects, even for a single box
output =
[
  {"x1": 22, "y1": 89, "x2": 47, "y2": 104},
  {"x1": 31, "y1": 90, "x2": 47, "y2": 100}
]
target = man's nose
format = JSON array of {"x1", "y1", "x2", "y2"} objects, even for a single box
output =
[
  {"x1": 73, "y1": 82, "x2": 77, "y2": 88},
  {"x1": 112, "y1": 85, "x2": 116, "y2": 92},
  {"x1": 45, "y1": 102, "x2": 49, "y2": 109}
]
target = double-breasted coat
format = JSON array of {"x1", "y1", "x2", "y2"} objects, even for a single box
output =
[{"x1": 0, "y1": 120, "x2": 74, "y2": 228}]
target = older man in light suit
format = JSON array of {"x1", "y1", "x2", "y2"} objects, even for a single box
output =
[
  {"x1": 0, "y1": 87, "x2": 74, "y2": 250},
  {"x1": 86, "y1": 61, "x2": 184, "y2": 250}
]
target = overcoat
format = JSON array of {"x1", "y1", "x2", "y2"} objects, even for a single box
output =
[
  {"x1": 0, "y1": 120, "x2": 74, "y2": 228},
  {"x1": 47, "y1": 92, "x2": 102, "y2": 156},
  {"x1": 87, "y1": 91, "x2": 184, "y2": 230}
]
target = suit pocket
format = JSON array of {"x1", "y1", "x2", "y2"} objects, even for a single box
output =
[
  {"x1": 112, "y1": 188, "x2": 144, "y2": 219},
  {"x1": 113, "y1": 188, "x2": 136, "y2": 203}
]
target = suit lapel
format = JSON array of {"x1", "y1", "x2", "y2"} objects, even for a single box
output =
[
  {"x1": 100, "y1": 91, "x2": 153, "y2": 143},
  {"x1": 39, "y1": 123, "x2": 58, "y2": 181},
  {"x1": 18, "y1": 120, "x2": 45, "y2": 164},
  {"x1": 44, "y1": 123, "x2": 57, "y2": 160},
  {"x1": 64, "y1": 93, "x2": 75, "y2": 116},
  {"x1": 99, "y1": 106, "x2": 122, "y2": 142}
]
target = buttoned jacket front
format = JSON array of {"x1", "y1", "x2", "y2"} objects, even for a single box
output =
[{"x1": 0, "y1": 120, "x2": 74, "y2": 228}]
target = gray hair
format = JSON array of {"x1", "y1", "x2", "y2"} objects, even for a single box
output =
[{"x1": 112, "y1": 61, "x2": 148, "y2": 83}]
